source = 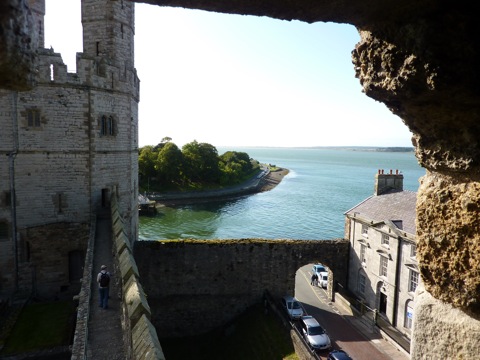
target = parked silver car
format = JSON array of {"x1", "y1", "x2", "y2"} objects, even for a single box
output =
[
  {"x1": 300, "y1": 315, "x2": 332, "y2": 351},
  {"x1": 281, "y1": 296, "x2": 304, "y2": 320}
]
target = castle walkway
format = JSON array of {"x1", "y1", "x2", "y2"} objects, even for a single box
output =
[{"x1": 86, "y1": 210, "x2": 125, "y2": 359}]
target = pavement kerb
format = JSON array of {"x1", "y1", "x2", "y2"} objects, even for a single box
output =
[{"x1": 331, "y1": 291, "x2": 410, "y2": 360}]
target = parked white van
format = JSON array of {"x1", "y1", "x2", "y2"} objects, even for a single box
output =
[{"x1": 319, "y1": 271, "x2": 328, "y2": 288}]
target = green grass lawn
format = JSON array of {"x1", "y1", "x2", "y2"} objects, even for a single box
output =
[
  {"x1": 160, "y1": 303, "x2": 298, "y2": 360},
  {"x1": 0, "y1": 300, "x2": 76, "y2": 356}
]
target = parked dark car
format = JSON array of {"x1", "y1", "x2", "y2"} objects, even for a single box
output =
[{"x1": 327, "y1": 349, "x2": 353, "y2": 360}]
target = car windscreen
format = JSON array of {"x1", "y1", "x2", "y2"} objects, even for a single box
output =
[
  {"x1": 308, "y1": 326, "x2": 325, "y2": 335},
  {"x1": 292, "y1": 301, "x2": 302, "y2": 309}
]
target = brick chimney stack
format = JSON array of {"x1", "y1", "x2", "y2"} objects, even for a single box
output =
[{"x1": 374, "y1": 169, "x2": 404, "y2": 195}]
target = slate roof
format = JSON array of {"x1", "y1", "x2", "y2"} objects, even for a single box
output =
[{"x1": 344, "y1": 189, "x2": 417, "y2": 236}]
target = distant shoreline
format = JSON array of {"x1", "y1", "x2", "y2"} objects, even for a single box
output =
[{"x1": 148, "y1": 168, "x2": 289, "y2": 206}]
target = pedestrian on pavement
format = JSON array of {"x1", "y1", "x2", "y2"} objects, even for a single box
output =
[
  {"x1": 311, "y1": 273, "x2": 318, "y2": 286},
  {"x1": 97, "y1": 264, "x2": 111, "y2": 309}
]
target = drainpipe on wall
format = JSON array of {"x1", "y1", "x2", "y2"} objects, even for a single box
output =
[
  {"x1": 392, "y1": 235, "x2": 403, "y2": 327},
  {"x1": 8, "y1": 152, "x2": 18, "y2": 291},
  {"x1": 9, "y1": 92, "x2": 19, "y2": 291}
]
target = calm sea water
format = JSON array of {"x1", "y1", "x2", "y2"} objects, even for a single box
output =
[{"x1": 139, "y1": 147, "x2": 426, "y2": 241}]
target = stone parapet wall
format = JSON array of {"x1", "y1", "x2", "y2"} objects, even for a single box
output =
[
  {"x1": 110, "y1": 195, "x2": 164, "y2": 360},
  {"x1": 72, "y1": 197, "x2": 164, "y2": 360},
  {"x1": 71, "y1": 215, "x2": 96, "y2": 360}
]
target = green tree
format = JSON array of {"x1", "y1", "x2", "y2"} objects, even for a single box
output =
[
  {"x1": 138, "y1": 145, "x2": 157, "y2": 190},
  {"x1": 220, "y1": 151, "x2": 253, "y2": 173},
  {"x1": 182, "y1": 140, "x2": 220, "y2": 183},
  {"x1": 155, "y1": 142, "x2": 184, "y2": 186}
]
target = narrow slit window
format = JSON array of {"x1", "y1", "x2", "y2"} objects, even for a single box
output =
[
  {"x1": 27, "y1": 109, "x2": 41, "y2": 127},
  {"x1": 108, "y1": 116, "x2": 114, "y2": 136},
  {"x1": 101, "y1": 116, "x2": 107, "y2": 136}
]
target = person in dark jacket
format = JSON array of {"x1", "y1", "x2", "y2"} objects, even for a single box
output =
[{"x1": 97, "y1": 265, "x2": 111, "y2": 309}]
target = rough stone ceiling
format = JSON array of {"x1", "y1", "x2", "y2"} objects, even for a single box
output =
[{"x1": 136, "y1": 0, "x2": 439, "y2": 26}]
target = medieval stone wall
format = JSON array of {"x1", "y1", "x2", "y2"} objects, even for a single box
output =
[
  {"x1": 134, "y1": 239, "x2": 349, "y2": 337},
  {"x1": 0, "y1": 0, "x2": 139, "y2": 299}
]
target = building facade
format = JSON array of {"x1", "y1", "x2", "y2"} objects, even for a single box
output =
[
  {"x1": 344, "y1": 170, "x2": 420, "y2": 339},
  {"x1": 0, "y1": 0, "x2": 139, "y2": 300}
]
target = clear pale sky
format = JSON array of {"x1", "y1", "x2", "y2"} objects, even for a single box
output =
[{"x1": 44, "y1": 0, "x2": 414, "y2": 149}]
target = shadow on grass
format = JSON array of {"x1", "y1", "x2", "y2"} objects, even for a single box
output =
[
  {"x1": 160, "y1": 303, "x2": 298, "y2": 360},
  {"x1": 0, "y1": 299, "x2": 76, "y2": 358}
]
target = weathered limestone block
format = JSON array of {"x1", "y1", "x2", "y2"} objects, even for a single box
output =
[
  {"x1": 132, "y1": 314, "x2": 166, "y2": 360},
  {"x1": 124, "y1": 274, "x2": 151, "y2": 328},
  {"x1": 412, "y1": 286, "x2": 480, "y2": 360},
  {"x1": 115, "y1": 231, "x2": 132, "y2": 255},
  {"x1": 119, "y1": 246, "x2": 139, "y2": 282},
  {"x1": 416, "y1": 172, "x2": 480, "y2": 315},
  {"x1": 113, "y1": 219, "x2": 125, "y2": 238}
]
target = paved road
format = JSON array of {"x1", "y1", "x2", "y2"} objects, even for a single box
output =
[{"x1": 295, "y1": 264, "x2": 408, "y2": 360}]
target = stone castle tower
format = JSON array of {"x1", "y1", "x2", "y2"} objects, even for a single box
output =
[{"x1": 0, "y1": 0, "x2": 139, "y2": 300}]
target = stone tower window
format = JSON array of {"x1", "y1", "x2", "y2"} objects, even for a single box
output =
[
  {"x1": 54, "y1": 193, "x2": 66, "y2": 214},
  {"x1": 27, "y1": 109, "x2": 41, "y2": 127},
  {"x1": 100, "y1": 115, "x2": 116, "y2": 137}
]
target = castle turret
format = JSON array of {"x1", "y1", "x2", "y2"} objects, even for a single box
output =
[
  {"x1": 374, "y1": 169, "x2": 404, "y2": 195},
  {"x1": 29, "y1": 0, "x2": 46, "y2": 50},
  {"x1": 81, "y1": 0, "x2": 135, "y2": 68}
]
